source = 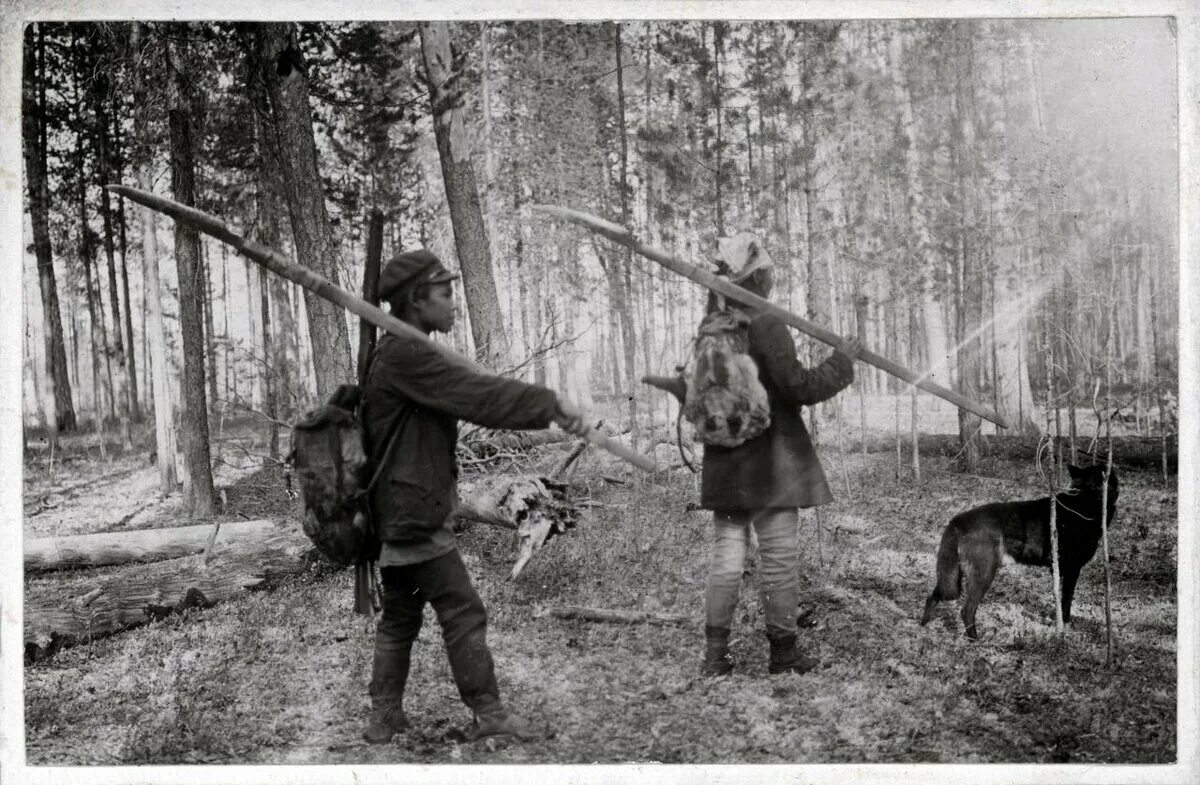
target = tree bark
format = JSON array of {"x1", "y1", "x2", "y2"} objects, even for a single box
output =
[
  {"x1": 131, "y1": 24, "x2": 178, "y2": 492},
  {"x1": 419, "y1": 21, "x2": 510, "y2": 369},
  {"x1": 255, "y1": 23, "x2": 354, "y2": 399},
  {"x1": 166, "y1": 29, "x2": 216, "y2": 516},
  {"x1": 24, "y1": 24, "x2": 77, "y2": 434},
  {"x1": 244, "y1": 29, "x2": 297, "y2": 425}
]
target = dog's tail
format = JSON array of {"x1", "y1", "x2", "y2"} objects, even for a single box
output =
[
  {"x1": 932, "y1": 521, "x2": 963, "y2": 600},
  {"x1": 921, "y1": 520, "x2": 963, "y2": 625}
]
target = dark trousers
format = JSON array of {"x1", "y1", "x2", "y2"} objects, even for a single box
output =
[{"x1": 369, "y1": 548, "x2": 500, "y2": 713}]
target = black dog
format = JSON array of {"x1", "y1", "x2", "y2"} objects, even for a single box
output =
[{"x1": 920, "y1": 464, "x2": 1119, "y2": 638}]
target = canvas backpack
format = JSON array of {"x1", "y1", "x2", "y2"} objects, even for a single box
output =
[
  {"x1": 288, "y1": 384, "x2": 404, "y2": 568},
  {"x1": 682, "y1": 300, "x2": 772, "y2": 449}
]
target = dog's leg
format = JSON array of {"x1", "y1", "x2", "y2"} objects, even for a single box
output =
[
  {"x1": 920, "y1": 591, "x2": 940, "y2": 626},
  {"x1": 923, "y1": 523, "x2": 963, "y2": 627},
  {"x1": 1059, "y1": 561, "x2": 1083, "y2": 624},
  {"x1": 960, "y1": 538, "x2": 1001, "y2": 640}
]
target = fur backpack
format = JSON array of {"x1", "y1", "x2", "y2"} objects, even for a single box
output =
[
  {"x1": 288, "y1": 384, "x2": 406, "y2": 614},
  {"x1": 681, "y1": 298, "x2": 771, "y2": 448},
  {"x1": 288, "y1": 384, "x2": 376, "y2": 567}
]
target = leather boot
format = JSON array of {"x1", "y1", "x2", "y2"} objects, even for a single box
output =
[
  {"x1": 466, "y1": 704, "x2": 542, "y2": 741},
  {"x1": 363, "y1": 699, "x2": 409, "y2": 744},
  {"x1": 767, "y1": 634, "x2": 818, "y2": 675},
  {"x1": 701, "y1": 625, "x2": 733, "y2": 676}
]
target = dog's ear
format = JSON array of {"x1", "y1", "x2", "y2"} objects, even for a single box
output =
[{"x1": 746, "y1": 239, "x2": 758, "y2": 261}]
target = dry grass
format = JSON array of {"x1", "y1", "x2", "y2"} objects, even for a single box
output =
[{"x1": 24, "y1": 441, "x2": 1176, "y2": 765}]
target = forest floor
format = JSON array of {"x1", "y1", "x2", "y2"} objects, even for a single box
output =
[{"x1": 22, "y1": 416, "x2": 1178, "y2": 766}]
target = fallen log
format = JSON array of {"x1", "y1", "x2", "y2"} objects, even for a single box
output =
[
  {"x1": 24, "y1": 518, "x2": 286, "y2": 572},
  {"x1": 27, "y1": 474, "x2": 582, "y2": 576},
  {"x1": 532, "y1": 604, "x2": 697, "y2": 626},
  {"x1": 24, "y1": 520, "x2": 316, "y2": 662},
  {"x1": 25, "y1": 476, "x2": 586, "y2": 658}
]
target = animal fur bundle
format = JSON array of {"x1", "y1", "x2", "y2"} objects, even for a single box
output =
[{"x1": 682, "y1": 308, "x2": 771, "y2": 448}]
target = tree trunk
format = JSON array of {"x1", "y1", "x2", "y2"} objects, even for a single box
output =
[
  {"x1": 480, "y1": 23, "x2": 501, "y2": 266},
  {"x1": 137, "y1": 175, "x2": 179, "y2": 493},
  {"x1": 79, "y1": 149, "x2": 107, "y2": 429},
  {"x1": 244, "y1": 29, "x2": 297, "y2": 425},
  {"x1": 70, "y1": 34, "x2": 112, "y2": 431},
  {"x1": 24, "y1": 24, "x2": 77, "y2": 434},
  {"x1": 221, "y1": 248, "x2": 232, "y2": 402},
  {"x1": 612, "y1": 22, "x2": 640, "y2": 442},
  {"x1": 802, "y1": 140, "x2": 826, "y2": 441},
  {"x1": 243, "y1": 250, "x2": 262, "y2": 408},
  {"x1": 1044, "y1": 291, "x2": 1064, "y2": 632},
  {"x1": 90, "y1": 62, "x2": 131, "y2": 433},
  {"x1": 255, "y1": 23, "x2": 354, "y2": 398},
  {"x1": 166, "y1": 29, "x2": 216, "y2": 517},
  {"x1": 712, "y1": 21, "x2": 725, "y2": 235},
  {"x1": 111, "y1": 88, "x2": 141, "y2": 422},
  {"x1": 131, "y1": 24, "x2": 178, "y2": 492},
  {"x1": 68, "y1": 283, "x2": 81, "y2": 410},
  {"x1": 419, "y1": 21, "x2": 509, "y2": 369},
  {"x1": 953, "y1": 26, "x2": 982, "y2": 471},
  {"x1": 511, "y1": 158, "x2": 533, "y2": 377},
  {"x1": 201, "y1": 244, "x2": 220, "y2": 411}
]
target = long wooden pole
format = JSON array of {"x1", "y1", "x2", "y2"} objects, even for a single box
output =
[
  {"x1": 534, "y1": 204, "x2": 1010, "y2": 429},
  {"x1": 108, "y1": 184, "x2": 656, "y2": 472}
]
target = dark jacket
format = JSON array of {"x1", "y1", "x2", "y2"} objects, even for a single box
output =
[
  {"x1": 362, "y1": 332, "x2": 559, "y2": 546},
  {"x1": 700, "y1": 311, "x2": 853, "y2": 511}
]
